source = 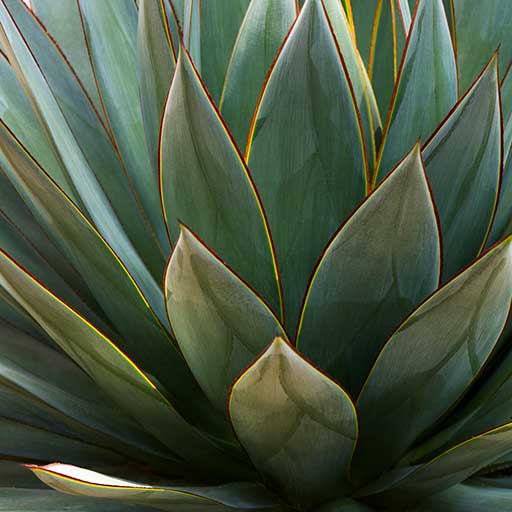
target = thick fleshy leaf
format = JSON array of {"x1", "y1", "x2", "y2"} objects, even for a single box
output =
[
  {"x1": 0, "y1": 417, "x2": 126, "y2": 467},
  {"x1": 29, "y1": 464, "x2": 279, "y2": 512},
  {"x1": 348, "y1": 0, "x2": 411, "y2": 116},
  {"x1": 0, "y1": 201, "x2": 107, "y2": 330},
  {"x1": 297, "y1": 145, "x2": 440, "y2": 395},
  {"x1": 246, "y1": 0, "x2": 367, "y2": 328},
  {"x1": 160, "y1": 48, "x2": 281, "y2": 315},
  {"x1": 0, "y1": 0, "x2": 166, "y2": 279},
  {"x1": 229, "y1": 338, "x2": 358, "y2": 506},
  {"x1": 165, "y1": 226, "x2": 286, "y2": 413},
  {"x1": 78, "y1": 0, "x2": 169, "y2": 252},
  {"x1": 138, "y1": 0, "x2": 176, "y2": 174},
  {"x1": 364, "y1": 422, "x2": 512, "y2": 505},
  {"x1": 423, "y1": 57, "x2": 501, "y2": 280},
  {"x1": 453, "y1": 0, "x2": 512, "y2": 94},
  {"x1": 0, "y1": 250, "x2": 250, "y2": 476},
  {"x1": 219, "y1": 0, "x2": 297, "y2": 148},
  {"x1": 182, "y1": 0, "x2": 201, "y2": 68},
  {"x1": 0, "y1": 121, "x2": 202, "y2": 409},
  {"x1": 353, "y1": 237, "x2": 512, "y2": 483},
  {"x1": 376, "y1": 0, "x2": 457, "y2": 182},
  {"x1": 323, "y1": 0, "x2": 382, "y2": 167},
  {"x1": 0, "y1": 319, "x2": 172, "y2": 464},
  {"x1": 489, "y1": 153, "x2": 512, "y2": 246},
  {"x1": 29, "y1": 0, "x2": 104, "y2": 120},
  {"x1": 0, "y1": 51, "x2": 75, "y2": 200},
  {"x1": 410, "y1": 481, "x2": 512, "y2": 511},
  {"x1": 197, "y1": 0, "x2": 250, "y2": 103}
]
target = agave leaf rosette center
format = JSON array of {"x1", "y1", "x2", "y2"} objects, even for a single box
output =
[{"x1": 0, "y1": 0, "x2": 511, "y2": 511}]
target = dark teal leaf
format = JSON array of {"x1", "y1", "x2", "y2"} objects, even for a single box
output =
[
  {"x1": 353, "y1": 237, "x2": 512, "y2": 483},
  {"x1": 453, "y1": 0, "x2": 512, "y2": 93},
  {"x1": 220, "y1": 0, "x2": 297, "y2": 149},
  {"x1": 422, "y1": 56, "x2": 501, "y2": 279},
  {"x1": 247, "y1": 0, "x2": 367, "y2": 328},
  {"x1": 376, "y1": 0, "x2": 457, "y2": 182},
  {"x1": 297, "y1": 145, "x2": 440, "y2": 396},
  {"x1": 160, "y1": 48, "x2": 281, "y2": 316}
]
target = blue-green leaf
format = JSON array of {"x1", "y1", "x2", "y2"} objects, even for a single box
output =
[
  {"x1": 247, "y1": 0, "x2": 367, "y2": 328},
  {"x1": 376, "y1": 0, "x2": 457, "y2": 182},
  {"x1": 297, "y1": 145, "x2": 440, "y2": 396}
]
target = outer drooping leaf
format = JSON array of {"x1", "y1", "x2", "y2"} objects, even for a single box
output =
[
  {"x1": 197, "y1": 0, "x2": 250, "y2": 103},
  {"x1": 138, "y1": 0, "x2": 176, "y2": 174},
  {"x1": 0, "y1": 0, "x2": 166, "y2": 280},
  {"x1": 453, "y1": 0, "x2": 512, "y2": 93},
  {"x1": 366, "y1": 422, "x2": 512, "y2": 506},
  {"x1": 315, "y1": 498, "x2": 374, "y2": 512},
  {"x1": 0, "y1": 417, "x2": 126, "y2": 467},
  {"x1": 0, "y1": 250, "x2": 246, "y2": 475},
  {"x1": 0, "y1": 319, "x2": 171, "y2": 465},
  {"x1": 220, "y1": 0, "x2": 297, "y2": 149},
  {"x1": 0, "y1": 123, "x2": 213, "y2": 422},
  {"x1": 229, "y1": 338, "x2": 358, "y2": 506},
  {"x1": 323, "y1": 0, "x2": 382, "y2": 167},
  {"x1": 0, "y1": 207, "x2": 109, "y2": 335},
  {"x1": 410, "y1": 482, "x2": 512, "y2": 512},
  {"x1": 247, "y1": 0, "x2": 367, "y2": 328},
  {"x1": 376, "y1": 0, "x2": 457, "y2": 182},
  {"x1": 78, "y1": 0, "x2": 169, "y2": 252},
  {"x1": 348, "y1": 0, "x2": 411, "y2": 116},
  {"x1": 160, "y1": 49, "x2": 281, "y2": 315},
  {"x1": 165, "y1": 226, "x2": 286, "y2": 413},
  {"x1": 297, "y1": 145, "x2": 440, "y2": 396},
  {"x1": 29, "y1": 0, "x2": 104, "y2": 120},
  {"x1": 423, "y1": 57, "x2": 501, "y2": 280},
  {"x1": 352, "y1": 237, "x2": 512, "y2": 483},
  {"x1": 28, "y1": 464, "x2": 279, "y2": 512}
]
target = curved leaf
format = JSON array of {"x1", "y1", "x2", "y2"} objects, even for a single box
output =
[
  {"x1": 348, "y1": 0, "x2": 411, "y2": 116},
  {"x1": 0, "y1": 0, "x2": 166, "y2": 279},
  {"x1": 197, "y1": 0, "x2": 250, "y2": 103},
  {"x1": 165, "y1": 226, "x2": 286, "y2": 413},
  {"x1": 0, "y1": 120, "x2": 199, "y2": 407},
  {"x1": 229, "y1": 338, "x2": 357, "y2": 506},
  {"x1": 353, "y1": 236, "x2": 512, "y2": 483},
  {"x1": 409, "y1": 481, "x2": 512, "y2": 511},
  {"x1": 29, "y1": 0, "x2": 104, "y2": 120},
  {"x1": 0, "y1": 319, "x2": 172, "y2": 464},
  {"x1": 367, "y1": 422, "x2": 512, "y2": 505},
  {"x1": 297, "y1": 145, "x2": 440, "y2": 396},
  {"x1": 376, "y1": 0, "x2": 457, "y2": 182},
  {"x1": 323, "y1": 0, "x2": 382, "y2": 167},
  {"x1": 78, "y1": 0, "x2": 169, "y2": 252},
  {"x1": 423, "y1": 56, "x2": 501, "y2": 280},
  {"x1": 160, "y1": 48, "x2": 281, "y2": 315},
  {"x1": 28, "y1": 464, "x2": 279, "y2": 512},
  {"x1": 246, "y1": 0, "x2": 367, "y2": 328},
  {"x1": 453, "y1": 0, "x2": 512, "y2": 94},
  {"x1": 0, "y1": 250, "x2": 244, "y2": 475},
  {"x1": 219, "y1": 0, "x2": 297, "y2": 148},
  {"x1": 138, "y1": 0, "x2": 176, "y2": 174}
]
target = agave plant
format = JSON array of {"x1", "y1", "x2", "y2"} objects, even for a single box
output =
[{"x1": 1, "y1": 0, "x2": 512, "y2": 510}]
